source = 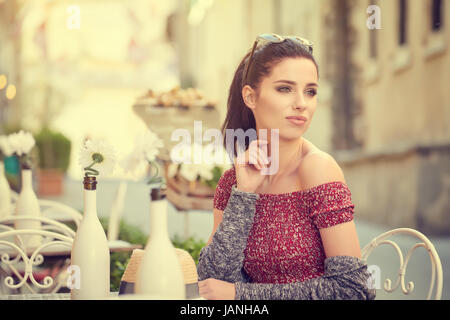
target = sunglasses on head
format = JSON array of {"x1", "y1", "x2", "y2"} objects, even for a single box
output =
[{"x1": 242, "y1": 33, "x2": 314, "y2": 86}]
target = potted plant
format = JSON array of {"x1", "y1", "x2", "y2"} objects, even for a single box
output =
[{"x1": 34, "y1": 127, "x2": 71, "y2": 196}]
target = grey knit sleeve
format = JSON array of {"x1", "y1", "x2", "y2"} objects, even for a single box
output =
[
  {"x1": 197, "y1": 184, "x2": 259, "y2": 283},
  {"x1": 235, "y1": 255, "x2": 376, "y2": 300}
]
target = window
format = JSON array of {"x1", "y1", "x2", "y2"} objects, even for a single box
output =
[
  {"x1": 431, "y1": 0, "x2": 443, "y2": 31},
  {"x1": 425, "y1": 0, "x2": 447, "y2": 59},
  {"x1": 398, "y1": 0, "x2": 407, "y2": 45}
]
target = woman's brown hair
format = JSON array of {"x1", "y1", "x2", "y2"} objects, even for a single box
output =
[{"x1": 221, "y1": 38, "x2": 319, "y2": 159}]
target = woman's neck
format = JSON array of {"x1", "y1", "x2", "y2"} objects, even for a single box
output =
[{"x1": 258, "y1": 131, "x2": 304, "y2": 182}]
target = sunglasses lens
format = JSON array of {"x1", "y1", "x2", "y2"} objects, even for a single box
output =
[{"x1": 258, "y1": 33, "x2": 283, "y2": 43}]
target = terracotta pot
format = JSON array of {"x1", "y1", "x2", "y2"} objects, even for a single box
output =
[{"x1": 37, "y1": 168, "x2": 64, "y2": 196}]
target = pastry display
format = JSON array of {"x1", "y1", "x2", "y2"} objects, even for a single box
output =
[{"x1": 137, "y1": 86, "x2": 216, "y2": 109}]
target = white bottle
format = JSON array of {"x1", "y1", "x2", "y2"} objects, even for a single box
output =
[
  {"x1": 135, "y1": 188, "x2": 185, "y2": 299},
  {"x1": 14, "y1": 168, "x2": 42, "y2": 248},
  {"x1": 70, "y1": 176, "x2": 110, "y2": 300},
  {"x1": 0, "y1": 160, "x2": 12, "y2": 218}
]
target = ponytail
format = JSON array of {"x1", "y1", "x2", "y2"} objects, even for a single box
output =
[{"x1": 221, "y1": 52, "x2": 256, "y2": 157}]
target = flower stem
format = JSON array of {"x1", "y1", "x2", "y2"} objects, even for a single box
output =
[
  {"x1": 19, "y1": 154, "x2": 32, "y2": 170},
  {"x1": 147, "y1": 160, "x2": 164, "y2": 187},
  {"x1": 84, "y1": 161, "x2": 99, "y2": 177}
]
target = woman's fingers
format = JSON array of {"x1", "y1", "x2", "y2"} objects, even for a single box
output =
[
  {"x1": 234, "y1": 139, "x2": 269, "y2": 169},
  {"x1": 249, "y1": 154, "x2": 261, "y2": 170},
  {"x1": 252, "y1": 140, "x2": 269, "y2": 165},
  {"x1": 257, "y1": 151, "x2": 269, "y2": 166},
  {"x1": 258, "y1": 153, "x2": 268, "y2": 168},
  {"x1": 251, "y1": 152, "x2": 269, "y2": 171}
]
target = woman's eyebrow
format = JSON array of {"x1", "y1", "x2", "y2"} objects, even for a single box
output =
[{"x1": 273, "y1": 80, "x2": 318, "y2": 87}]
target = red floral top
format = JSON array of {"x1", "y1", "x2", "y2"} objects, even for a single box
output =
[{"x1": 213, "y1": 166, "x2": 355, "y2": 284}]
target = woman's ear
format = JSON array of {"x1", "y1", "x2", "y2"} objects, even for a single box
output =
[{"x1": 242, "y1": 85, "x2": 256, "y2": 109}]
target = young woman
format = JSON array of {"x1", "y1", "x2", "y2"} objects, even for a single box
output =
[{"x1": 197, "y1": 34, "x2": 376, "y2": 300}]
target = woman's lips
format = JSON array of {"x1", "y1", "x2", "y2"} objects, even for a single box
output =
[{"x1": 286, "y1": 116, "x2": 307, "y2": 126}]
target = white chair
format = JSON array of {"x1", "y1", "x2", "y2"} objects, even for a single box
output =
[
  {"x1": 0, "y1": 221, "x2": 74, "y2": 295},
  {"x1": 10, "y1": 190, "x2": 83, "y2": 227},
  {"x1": 361, "y1": 228, "x2": 443, "y2": 300},
  {"x1": 11, "y1": 183, "x2": 126, "y2": 241}
]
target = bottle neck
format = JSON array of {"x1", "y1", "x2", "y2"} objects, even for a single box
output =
[
  {"x1": 21, "y1": 169, "x2": 33, "y2": 191},
  {"x1": 83, "y1": 188, "x2": 97, "y2": 219},
  {"x1": 149, "y1": 198, "x2": 169, "y2": 239}
]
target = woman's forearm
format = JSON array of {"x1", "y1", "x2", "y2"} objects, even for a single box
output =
[
  {"x1": 235, "y1": 256, "x2": 376, "y2": 300},
  {"x1": 197, "y1": 184, "x2": 259, "y2": 283}
]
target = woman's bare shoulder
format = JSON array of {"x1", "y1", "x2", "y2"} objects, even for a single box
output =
[{"x1": 298, "y1": 141, "x2": 346, "y2": 190}]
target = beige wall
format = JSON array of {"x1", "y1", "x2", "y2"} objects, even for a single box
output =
[
  {"x1": 340, "y1": 0, "x2": 450, "y2": 234},
  {"x1": 351, "y1": 0, "x2": 450, "y2": 152},
  {"x1": 344, "y1": 152, "x2": 420, "y2": 228}
]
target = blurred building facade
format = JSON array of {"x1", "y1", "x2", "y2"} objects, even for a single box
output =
[
  {"x1": 0, "y1": 0, "x2": 179, "y2": 179},
  {"x1": 174, "y1": 0, "x2": 450, "y2": 235},
  {"x1": 332, "y1": 0, "x2": 450, "y2": 236},
  {"x1": 1, "y1": 0, "x2": 448, "y2": 235}
]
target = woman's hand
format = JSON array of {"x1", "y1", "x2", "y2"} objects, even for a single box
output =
[
  {"x1": 198, "y1": 278, "x2": 236, "y2": 300},
  {"x1": 234, "y1": 139, "x2": 270, "y2": 193}
]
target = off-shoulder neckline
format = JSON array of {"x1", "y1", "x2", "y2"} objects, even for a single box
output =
[
  {"x1": 255, "y1": 181, "x2": 348, "y2": 197},
  {"x1": 225, "y1": 167, "x2": 349, "y2": 197}
]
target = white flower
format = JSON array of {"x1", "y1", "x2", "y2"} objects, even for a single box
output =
[
  {"x1": 120, "y1": 152, "x2": 148, "y2": 179},
  {"x1": 179, "y1": 163, "x2": 197, "y2": 181},
  {"x1": 79, "y1": 139, "x2": 116, "y2": 176},
  {"x1": 170, "y1": 142, "x2": 223, "y2": 182},
  {"x1": 120, "y1": 130, "x2": 164, "y2": 178},
  {"x1": 170, "y1": 142, "x2": 206, "y2": 164},
  {"x1": 170, "y1": 142, "x2": 192, "y2": 164},
  {"x1": 197, "y1": 163, "x2": 215, "y2": 180},
  {"x1": 203, "y1": 143, "x2": 233, "y2": 170},
  {"x1": 136, "y1": 130, "x2": 164, "y2": 162},
  {"x1": 7, "y1": 130, "x2": 35, "y2": 156},
  {"x1": 0, "y1": 135, "x2": 13, "y2": 157},
  {"x1": 167, "y1": 162, "x2": 179, "y2": 178},
  {"x1": 179, "y1": 161, "x2": 215, "y2": 182}
]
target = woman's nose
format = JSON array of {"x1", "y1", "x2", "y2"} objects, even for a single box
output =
[{"x1": 293, "y1": 93, "x2": 307, "y2": 110}]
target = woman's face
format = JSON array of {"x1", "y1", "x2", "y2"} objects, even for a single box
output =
[{"x1": 248, "y1": 57, "x2": 319, "y2": 141}]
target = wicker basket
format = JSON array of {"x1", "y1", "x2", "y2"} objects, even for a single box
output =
[
  {"x1": 119, "y1": 248, "x2": 199, "y2": 298},
  {"x1": 164, "y1": 162, "x2": 214, "y2": 211},
  {"x1": 121, "y1": 248, "x2": 198, "y2": 285}
]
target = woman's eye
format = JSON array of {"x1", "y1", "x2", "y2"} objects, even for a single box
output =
[
  {"x1": 306, "y1": 89, "x2": 317, "y2": 96},
  {"x1": 277, "y1": 86, "x2": 292, "y2": 93}
]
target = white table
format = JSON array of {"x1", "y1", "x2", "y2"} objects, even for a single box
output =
[{"x1": 0, "y1": 292, "x2": 205, "y2": 300}]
